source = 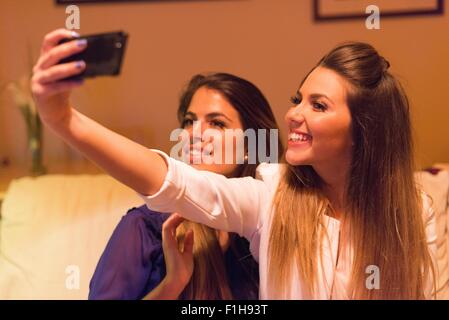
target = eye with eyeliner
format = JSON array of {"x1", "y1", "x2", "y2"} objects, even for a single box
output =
[
  {"x1": 312, "y1": 100, "x2": 327, "y2": 111},
  {"x1": 290, "y1": 91, "x2": 328, "y2": 112},
  {"x1": 181, "y1": 117, "x2": 226, "y2": 129},
  {"x1": 181, "y1": 118, "x2": 194, "y2": 128},
  {"x1": 290, "y1": 92, "x2": 302, "y2": 105},
  {"x1": 209, "y1": 119, "x2": 226, "y2": 129}
]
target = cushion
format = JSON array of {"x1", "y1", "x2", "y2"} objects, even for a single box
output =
[{"x1": 0, "y1": 174, "x2": 142, "y2": 299}]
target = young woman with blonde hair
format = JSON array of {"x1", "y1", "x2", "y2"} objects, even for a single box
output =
[{"x1": 32, "y1": 29, "x2": 436, "y2": 299}]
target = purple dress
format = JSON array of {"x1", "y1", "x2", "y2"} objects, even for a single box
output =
[{"x1": 88, "y1": 205, "x2": 259, "y2": 300}]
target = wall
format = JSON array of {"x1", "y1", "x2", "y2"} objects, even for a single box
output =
[{"x1": 1, "y1": 0, "x2": 448, "y2": 169}]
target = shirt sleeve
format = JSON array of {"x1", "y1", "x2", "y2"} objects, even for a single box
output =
[
  {"x1": 88, "y1": 207, "x2": 166, "y2": 300},
  {"x1": 422, "y1": 191, "x2": 439, "y2": 299},
  {"x1": 138, "y1": 149, "x2": 272, "y2": 241}
]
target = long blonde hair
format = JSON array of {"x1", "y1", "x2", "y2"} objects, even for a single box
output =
[
  {"x1": 177, "y1": 222, "x2": 234, "y2": 299},
  {"x1": 269, "y1": 42, "x2": 435, "y2": 299}
]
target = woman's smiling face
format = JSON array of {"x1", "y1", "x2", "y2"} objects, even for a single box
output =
[
  {"x1": 285, "y1": 66, "x2": 354, "y2": 168},
  {"x1": 180, "y1": 86, "x2": 244, "y2": 177}
]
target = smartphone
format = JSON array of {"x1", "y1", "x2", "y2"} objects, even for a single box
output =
[{"x1": 58, "y1": 31, "x2": 128, "y2": 81}]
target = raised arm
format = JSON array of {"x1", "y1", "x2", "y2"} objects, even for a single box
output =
[
  {"x1": 32, "y1": 29, "x2": 271, "y2": 241},
  {"x1": 31, "y1": 29, "x2": 166, "y2": 196}
]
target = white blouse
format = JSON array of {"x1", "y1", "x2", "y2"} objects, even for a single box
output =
[{"x1": 139, "y1": 150, "x2": 437, "y2": 299}]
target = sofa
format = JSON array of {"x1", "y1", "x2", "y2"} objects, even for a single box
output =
[
  {"x1": 0, "y1": 167, "x2": 448, "y2": 299},
  {"x1": 0, "y1": 174, "x2": 142, "y2": 299}
]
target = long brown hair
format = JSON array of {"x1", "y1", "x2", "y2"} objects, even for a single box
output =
[
  {"x1": 177, "y1": 72, "x2": 284, "y2": 299},
  {"x1": 269, "y1": 42, "x2": 435, "y2": 299}
]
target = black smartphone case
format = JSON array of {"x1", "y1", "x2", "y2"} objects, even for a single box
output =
[{"x1": 58, "y1": 31, "x2": 128, "y2": 81}]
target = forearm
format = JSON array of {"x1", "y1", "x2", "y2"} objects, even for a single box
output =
[
  {"x1": 47, "y1": 107, "x2": 167, "y2": 196},
  {"x1": 142, "y1": 277, "x2": 186, "y2": 300}
]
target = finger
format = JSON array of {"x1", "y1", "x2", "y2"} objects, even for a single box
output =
[
  {"x1": 163, "y1": 213, "x2": 185, "y2": 233},
  {"x1": 32, "y1": 79, "x2": 84, "y2": 98},
  {"x1": 40, "y1": 28, "x2": 80, "y2": 55},
  {"x1": 34, "y1": 60, "x2": 86, "y2": 85},
  {"x1": 162, "y1": 213, "x2": 185, "y2": 249},
  {"x1": 183, "y1": 229, "x2": 194, "y2": 255},
  {"x1": 37, "y1": 39, "x2": 87, "y2": 71}
]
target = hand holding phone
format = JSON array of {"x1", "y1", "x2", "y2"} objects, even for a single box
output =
[{"x1": 58, "y1": 31, "x2": 128, "y2": 81}]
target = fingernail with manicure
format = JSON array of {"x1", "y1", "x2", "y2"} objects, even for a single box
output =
[
  {"x1": 77, "y1": 39, "x2": 87, "y2": 47},
  {"x1": 71, "y1": 31, "x2": 80, "y2": 38},
  {"x1": 75, "y1": 61, "x2": 85, "y2": 69}
]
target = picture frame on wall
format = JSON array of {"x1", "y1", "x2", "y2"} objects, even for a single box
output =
[
  {"x1": 314, "y1": 0, "x2": 444, "y2": 21},
  {"x1": 56, "y1": 0, "x2": 163, "y2": 3}
]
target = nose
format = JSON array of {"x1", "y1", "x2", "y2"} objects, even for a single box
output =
[
  {"x1": 285, "y1": 103, "x2": 305, "y2": 128},
  {"x1": 189, "y1": 120, "x2": 212, "y2": 144}
]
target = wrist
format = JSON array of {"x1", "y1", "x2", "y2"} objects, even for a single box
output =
[
  {"x1": 42, "y1": 106, "x2": 73, "y2": 130},
  {"x1": 162, "y1": 275, "x2": 188, "y2": 298}
]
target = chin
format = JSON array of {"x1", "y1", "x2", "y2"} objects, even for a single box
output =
[{"x1": 285, "y1": 150, "x2": 311, "y2": 166}]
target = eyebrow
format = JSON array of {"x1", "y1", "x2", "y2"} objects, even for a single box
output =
[
  {"x1": 184, "y1": 111, "x2": 233, "y2": 122},
  {"x1": 297, "y1": 90, "x2": 335, "y2": 105}
]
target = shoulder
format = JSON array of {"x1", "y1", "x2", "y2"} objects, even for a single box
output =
[
  {"x1": 420, "y1": 190, "x2": 435, "y2": 223},
  {"x1": 125, "y1": 205, "x2": 170, "y2": 223},
  {"x1": 255, "y1": 163, "x2": 286, "y2": 191},
  {"x1": 117, "y1": 205, "x2": 170, "y2": 238},
  {"x1": 419, "y1": 190, "x2": 437, "y2": 244}
]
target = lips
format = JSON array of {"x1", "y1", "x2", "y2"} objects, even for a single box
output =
[
  {"x1": 182, "y1": 143, "x2": 214, "y2": 161},
  {"x1": 288, "y1": 131, "x2": 312, "y2": 143}
]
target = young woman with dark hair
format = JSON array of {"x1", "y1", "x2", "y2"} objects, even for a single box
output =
[{"x1": 88, "y1": 72, "x2": 283, "y2": 300}]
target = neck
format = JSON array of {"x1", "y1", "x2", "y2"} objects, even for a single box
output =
[{"x1": 313, "y1": 158, "x2": 351, "y2": 220}]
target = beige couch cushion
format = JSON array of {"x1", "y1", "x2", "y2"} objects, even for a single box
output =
[{"x1": 0, "y1": 174, "x2": 142, "y2": 299}]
